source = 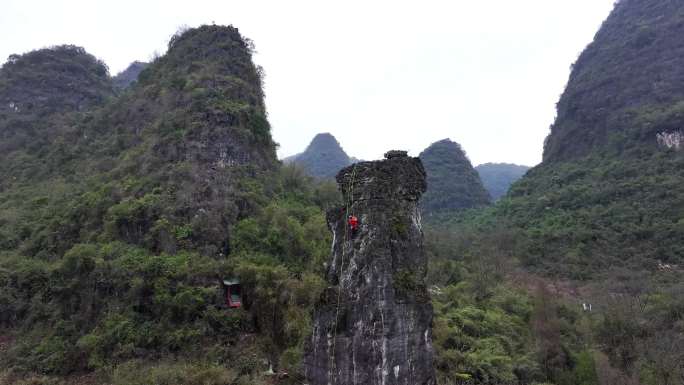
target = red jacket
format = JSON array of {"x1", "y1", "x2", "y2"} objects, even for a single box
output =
[{"x1": 348, "y1": 215, "x2": 359, "y2": 230}]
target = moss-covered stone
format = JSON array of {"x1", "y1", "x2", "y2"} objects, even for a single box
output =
[{"x1": 305, "y1": 154, "x2": 435, "y2": 385}]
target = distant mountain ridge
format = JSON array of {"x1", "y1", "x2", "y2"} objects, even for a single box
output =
[
  {"x1": 287, "y1": 135, "x2": 497, "y2": 215},
  {"x1": 419, "y1": 138, "x2": 490, "y2": 216},
  {"x1": 475, "y1": 162, "x2": 529, "y2": 200},
  {"x1": 113, "y1": 61, "x2": 149, "y2": 89},
  {"x1": 285, "y1": 132, "x2": 353, "y2": 178}
]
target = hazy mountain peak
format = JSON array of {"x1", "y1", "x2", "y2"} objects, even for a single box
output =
[
  {"x1": 287, "y1": 132, "x2": 352, "y2": 178},
  {"x1": 475, "y1": 162, "x2": 530, "y2": 200},
  {"x1": 113, "y1": 61, "x2": 149, "y2": 89},
  {"x1": 419, "y1": 138, "x2": 490, "y2": 216},
  {"x1": 308, "y1": 132, "x2": 340, "y2": 147}
]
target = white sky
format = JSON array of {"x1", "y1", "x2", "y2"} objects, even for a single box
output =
[{"x1": 0, "y1": 0, "x2": 616, "y2": 166}]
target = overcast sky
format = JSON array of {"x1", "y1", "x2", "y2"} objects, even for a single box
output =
[{"x1": 1, "y1": 0, "x2": 616, "y2": 166}]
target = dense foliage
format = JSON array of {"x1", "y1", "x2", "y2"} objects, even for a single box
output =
[
  {"x1": 4, "y1": 0, "x2": 684, "y2": 382},
  {"x1": 0, "y1": 31, "x2": 612, "y2": 383},
  {"x1": 0, "y1": 45, "x2": 113, "y2": 118},
  {"x1": 426, "y1": 223, "x2": 603, "y2": 385},
  {"x1": 112, "y1": 61, "x2": 149, "y2": 90},
  {"x1": 544, "y1": 0, "x2": 684, "y2": 161},
  {"x1": 431, "y1": 0, "x2": 684, "y2": 382},
  {"x1": 419, "y1": 139, "x2": 491, "y2": 217},
  {"x1": 0, "y1": 164, "x2": 335, "y2": 384},
  {"x1": 0, "y1": 45, "x2": 114, "y2": 157},
  {"x1": 475, "y1": 163, "x2": 530, "y2": 201},
  {"x1": 0, "y1": 25, "x2": 321, "y2": 384},
  {"x1": 426, "y1": 215, "x2": 684, "y2": 385},
  {"x1": 498, "y1": 151, "x2": 684, "y2": 278}
]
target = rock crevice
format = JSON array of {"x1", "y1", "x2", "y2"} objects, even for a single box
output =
[{"x1": 304, "y1": 152, "x2": 436, "y2": 385}]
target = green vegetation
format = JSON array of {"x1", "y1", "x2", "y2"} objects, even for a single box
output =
[
  {"x1": 492, "y1": 151, "x2": 684, "y2": 278},
  {"x1": 419, "y1": 139, "x2": 491, "y2": 218},
  {"x1": 426, "y1": 1, "x2": 684, "y2": 382},
  {"x1": 4, "y1": 0, "x2": 684, "y2": 383},
  {"x1": 476, "y1": 162, "x2": 530, "y2": 201},
  {"x1": 426, "y1": 225, "x2": 602, "y2": 385},
  {"x1": 0, "y1": 25, "x2": 332, "y2": 384},
  {"x1": 544, "y1": 0, "x2": 684, "y2": 161},
  {"x1": 113, "y1": 61, "x2": 149, "y2": 90},
  {"x1": 426, "y1": 216, "x2": 684, "y2": 384},
  {"x1": 0, "y1": 164, "x2": 335, "y2": 384}
]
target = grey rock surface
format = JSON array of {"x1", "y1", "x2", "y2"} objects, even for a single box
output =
[{"x1": 304, "y1": 155, "x2": 436, "y2": 385}]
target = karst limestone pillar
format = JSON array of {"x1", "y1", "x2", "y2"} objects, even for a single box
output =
[{"x1": 304, "y1": 151, "x2": 436, "y2": 385}]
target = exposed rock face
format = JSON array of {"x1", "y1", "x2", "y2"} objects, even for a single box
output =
[
  {"x1": 304, "y1": 152, "x2": 435, "y2": 385},
  {"x1": 656, "y1": 130, "x2": 683, "y2": 151}
]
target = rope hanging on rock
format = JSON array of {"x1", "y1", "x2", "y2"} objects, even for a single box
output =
[{"x1": 329, "y1": 163, "x2": 358, "y2": 382}]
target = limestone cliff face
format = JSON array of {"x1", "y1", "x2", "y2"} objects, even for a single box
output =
[
  {"x1": 543, "y1": 0, "x2": 684, "y2": 161},
  {"x1": 304, "y1": 152, "x2": 436, "y2": 385}
]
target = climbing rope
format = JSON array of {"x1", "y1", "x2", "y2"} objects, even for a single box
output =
[{"x1": 329, "y1": 163, "x2": 357, "y2": 382}]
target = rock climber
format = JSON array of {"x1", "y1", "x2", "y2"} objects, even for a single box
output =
[{"x1": 348, "y1": 214, "x2": 359, "y2": 236}]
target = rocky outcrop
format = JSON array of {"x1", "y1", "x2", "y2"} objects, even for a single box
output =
[
  {"x1": 656, "y1": 130, "x2": 683, "y2": 151},
  {"x1": 304, "y1": 151, "x2": 435, "y2": 385}
]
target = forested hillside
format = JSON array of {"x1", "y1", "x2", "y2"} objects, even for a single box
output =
[
  {"x1": 113, "y1": 61, "x2": 149, "y2": 90},
  {"x1": 0, "y1": 26, "x2": 334, "y2": 384},
  {"x1": 544, "y1": 0, "x2": 684, "y2": 162},
  {"x1": 483, "y1": 0, "x2": 684, "y2": 277},
  {"x1": 475, "y1": 162, "x2": 530, "y2": 200},
  {"x1": 0, "y1": 45, "x2": 114, "y2": 159},
  {"x1": 441, "y1": 0, "x2": 684, "y2": 383},
  {"x1": 419, "y1": 139, "x2": 491, "y2": 217}
]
